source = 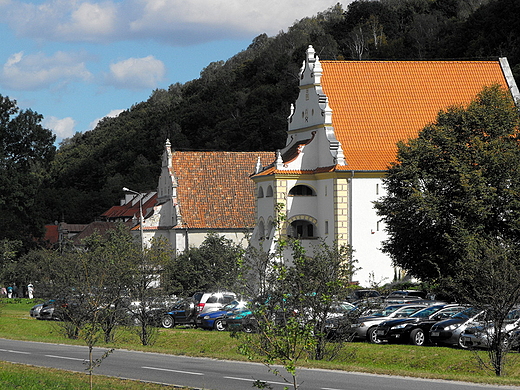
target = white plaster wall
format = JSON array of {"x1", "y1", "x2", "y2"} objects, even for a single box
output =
[
  {"x1": 350, "y1": 177, "x2": 394, "y2": 287},
  {"x1": 185, "y1": 230, "x2": 251, "y2": 251},
  {"x1": 286, "y1": 190, "x2": 318, "y2": 219},
  {"x1": 316, "y1": 178, "x2": 335, "y2": 240},
  {"x1": 256, "y1": 186, "x2": 276, "y2": 224}
]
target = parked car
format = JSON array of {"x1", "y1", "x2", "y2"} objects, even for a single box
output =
[
  {"x1": 30, "y1": 302, "x2": 47, "y2": 318},
  {"x1": 193, "y1": 291, "x2": 236, "y2": 315},
  {"x1": 375, "y1": 304, "x2": 465, "y2": 345},
  {"x1": 429, "y1": 307, "x2": 485, "y2": 348},
  {"x1": 37, "y1": 300, "x2": 64, "y2": 321},
  {"x1": 460, "y1": 308, "x2": 520, "y2": 350},
  {"x1": 223, "y1": 307, "x2": 255, "y2": 332},
  {"x1": 346, "y1": 289, "x2": 381, "y2": 304},
  {"x1": 159, "y1": 298, "x2": 198, "y2": 328},
  {"x1": 350, "y1": 303, "x2": 428, "y2": 343},
  {"x1": 384, "y1": 290, "x2": 428, "y2": 304},
  {"x1": 197, "y1": 300, "x2": 248, "y2": 331}
]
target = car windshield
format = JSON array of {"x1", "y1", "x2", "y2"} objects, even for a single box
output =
[
  {"x1": 222, "y1": 301, "x2": 248, "y2": 311},
  {"x1": 357, "y1": 291, "x2": 379, "y2": 298},
  {"x1": 370, "y1": 305, "x2": 402, "y2": 317},
  {"x1": 332, "y1": 302, "x2": 355, "y2": 313},
  {"x1": 222, "y1": 301, "x2": 239, "y2": 311},
  {"x1": 505, "y1": 309, "x2": 520, "y2": 324},
  {"x1": 452, "y1": 307, "x2": 479, "y2": 320},
  {"x1": 410, "y1": 305, "x2": 443, "y2": 318}
]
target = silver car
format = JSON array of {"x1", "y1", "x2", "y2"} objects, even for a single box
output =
[
  {"x1": 193, "y1": 291, "x2": 237, "y2": 315},
  {"x1": 461, "y1": 309, "x2": 520, "y2": 349},
  {"x1": 351, "y1": 303, "x2": 428, "y2": 343}
]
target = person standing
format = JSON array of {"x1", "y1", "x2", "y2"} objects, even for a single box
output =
[
  {"x1": 12, "y1": 284, "x2": 18, "y2": 298},
  {"x1": 27, "y1": 284, "x2": 34, "y2": 299},
  {"x1": 7, "y1": 285, "x2": 12, "y2": 298}
]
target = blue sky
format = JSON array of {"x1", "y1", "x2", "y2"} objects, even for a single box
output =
[{"x1": 0, "y1": 0, "x2": 346, "y2": 144}]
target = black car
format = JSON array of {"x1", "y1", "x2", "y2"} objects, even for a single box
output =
[
  {"x1": 384, "y1": 290, "x2": 428, "y2": 304},
  {"x1": 153, "y1": 298, "x2": 198, "y2": 328},
  {"x1": 375, "y1": 304, "x2": 465, "y2": 345},
  {"x1": 347, "y1": 289, "x2": 382, "y2": 304},
  {"x1": 429, "y1": 307, "x2": 485, "y2": 348},
  {"x1": 223, "y1": 308, "x2": 256, "y2": 332}
]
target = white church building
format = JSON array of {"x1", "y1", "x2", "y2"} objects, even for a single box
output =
[{"x1": 250, "y1": 45, "x2": 519, "y2": 286}]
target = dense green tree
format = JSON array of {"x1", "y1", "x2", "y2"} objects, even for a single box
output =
[
  {"x1": 162, "y1": 233, "x2": 244, "y2": 295},
  {"x1": 0, "y1": 95, "x2": 56, "y2": 247},
  {"x1": 375, "y1": 85, "x2": 520, "y2": 281},
  {"x1": 375, "y1": 85, "x2": 520, "y2": 375},
  {"x1": 446, "y1": 237, "x2": 520, "y2": 376},
  {"x1": 443, "y1": 0, "x2": 520, "y2": 80}
]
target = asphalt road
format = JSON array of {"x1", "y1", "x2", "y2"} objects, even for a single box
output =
[{"x1": 0, "y1": 338, "x2": 517, "y2": 390}]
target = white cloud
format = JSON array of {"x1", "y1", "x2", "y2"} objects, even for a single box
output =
[
  {"x1": 89, "y1": 108, "x2": 124, "y2": 129},
  {"x1": 106, "y1": 56, "x2": 165, "y2": 89},
  {"x1": 0, "y1": 0, "x2": 120, "y2": 42},
  {"x1": 44, "y1": 116, "x2": 77, "y2": 139},
  {"x1": 0, "y1": 0, "x2": 345, "y2": 44},
  {"x1": 61, "y1": 2, "x2": 118, "y2": 38},
  {"x1": 0, "y1": 51, "x2": 92, "y2": 90}
]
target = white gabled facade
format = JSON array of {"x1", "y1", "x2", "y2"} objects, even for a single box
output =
[{"x1": 251, "y1": 46, "x2": 395, "y2": 286}]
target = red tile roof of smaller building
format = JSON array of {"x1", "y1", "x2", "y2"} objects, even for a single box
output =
[
  {"x1": 44, "y1": 225, "x2": 59, "y2": 244},
  {"x1": 101, "y1": 193, "x2": 157, "y2": 220},
  {"x1": 171, "y1": 151, "x2": 274, "y2": 229},
  {"x1": 72, "y1": 221, "x2": 118, "y2": 245}
]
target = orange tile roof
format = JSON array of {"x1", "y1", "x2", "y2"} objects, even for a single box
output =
[
  {"x1": 101, "y1": 193, "x2": 157, "y2": 220},
  {"x1": 319, "y1": 60, "x2": 509, "y2": 171},
  {"x1": 171, "y1": 151, "x2": 274, "y2": 229}
]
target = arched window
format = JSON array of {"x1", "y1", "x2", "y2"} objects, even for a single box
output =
[
  {"x1": 257, "y1": 186, "x2": 264, "y2": 198},
  {"x1": 257, "y1": 220, "x2": 265, "y2": 240},
  {"x1": 288, "y1": 220, "x2": 316, "y2": 239},
  {"x1": 289, "y1": 185, "x2": 315, "y2": 196},
  {"x1": 267, "y1": 218, "x2": 275, "y2": 239},
  {"x1": 266, "y1": 185, "x2": 274, "y2": 197}
]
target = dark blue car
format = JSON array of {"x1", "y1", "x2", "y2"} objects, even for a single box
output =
[{"x1": 197, "y1": 300, "x2": 248, "y2": 331}]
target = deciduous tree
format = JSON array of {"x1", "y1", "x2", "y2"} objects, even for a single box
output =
[
  {"x1": 0, "y1": 95, "x2": 55, "y2": 248},
  {"x1": 375, "y1": 85, "x2": 520, "y2": 376}
]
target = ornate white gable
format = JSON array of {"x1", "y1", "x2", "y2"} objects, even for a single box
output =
[{"x1": 280, "y1": 45, "x2": 345, "y2": 171}]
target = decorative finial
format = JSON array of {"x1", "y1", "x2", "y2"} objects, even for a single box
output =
[
  {"x1": 275, "y1": 150, "x2": 284, "y2": 169},
  {"x1": 255, "y1": 156, "x2": 262, "y2": 174}
]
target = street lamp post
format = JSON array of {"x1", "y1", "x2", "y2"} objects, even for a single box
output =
[{"x1": 123, "y1": 187, "x2": 144, "y2": 251}]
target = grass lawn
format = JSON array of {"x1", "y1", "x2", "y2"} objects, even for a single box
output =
[{"x1": 2, "y1": 299, "x2": 520, "y2": 388}]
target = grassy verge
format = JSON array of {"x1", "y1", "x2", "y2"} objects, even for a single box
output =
[
  {"x1": 3, "y1": 299, "x2": 520, "y2": 388},
  {"x1": 0, "y1": 361, "x2": 187, "y2": 389}
]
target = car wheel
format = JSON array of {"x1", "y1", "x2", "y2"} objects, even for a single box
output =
[
  {"x1": 161, "y1": 315, "x2": 175, "y2": 329},
  {"x1": 243, "y1": 324, "x2": 254, "y2": 333},
  {"x1": 214, "y1": 319, "x2": 226, "y2": 331},
  {"x1": 411, "y1": 328, "x2": 426, "y2": 346},
  {"x1": 367, "y1": 327, "x2": 381, "y2": 344},
  {"x1": 457, "y1": 334, "x2": 469, "y2": 349}
]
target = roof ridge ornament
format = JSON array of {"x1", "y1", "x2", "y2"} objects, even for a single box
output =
[
  {"x1": 299, "y1": 45, "x2": 322, "y2": 84},
  {"x1": 255, "y1": 156, "x2": 263, "y2": 174},
  {"x1": 307, "y1": 45, "x2": 316, "y2": 63},
  {"x1": 275, "y1": 149, "x2": 284, "y2": 169}
]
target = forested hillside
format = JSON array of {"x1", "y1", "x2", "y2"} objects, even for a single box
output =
[{"x1": 40, "y1": 0, "x2": 520, "y2": 226}]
